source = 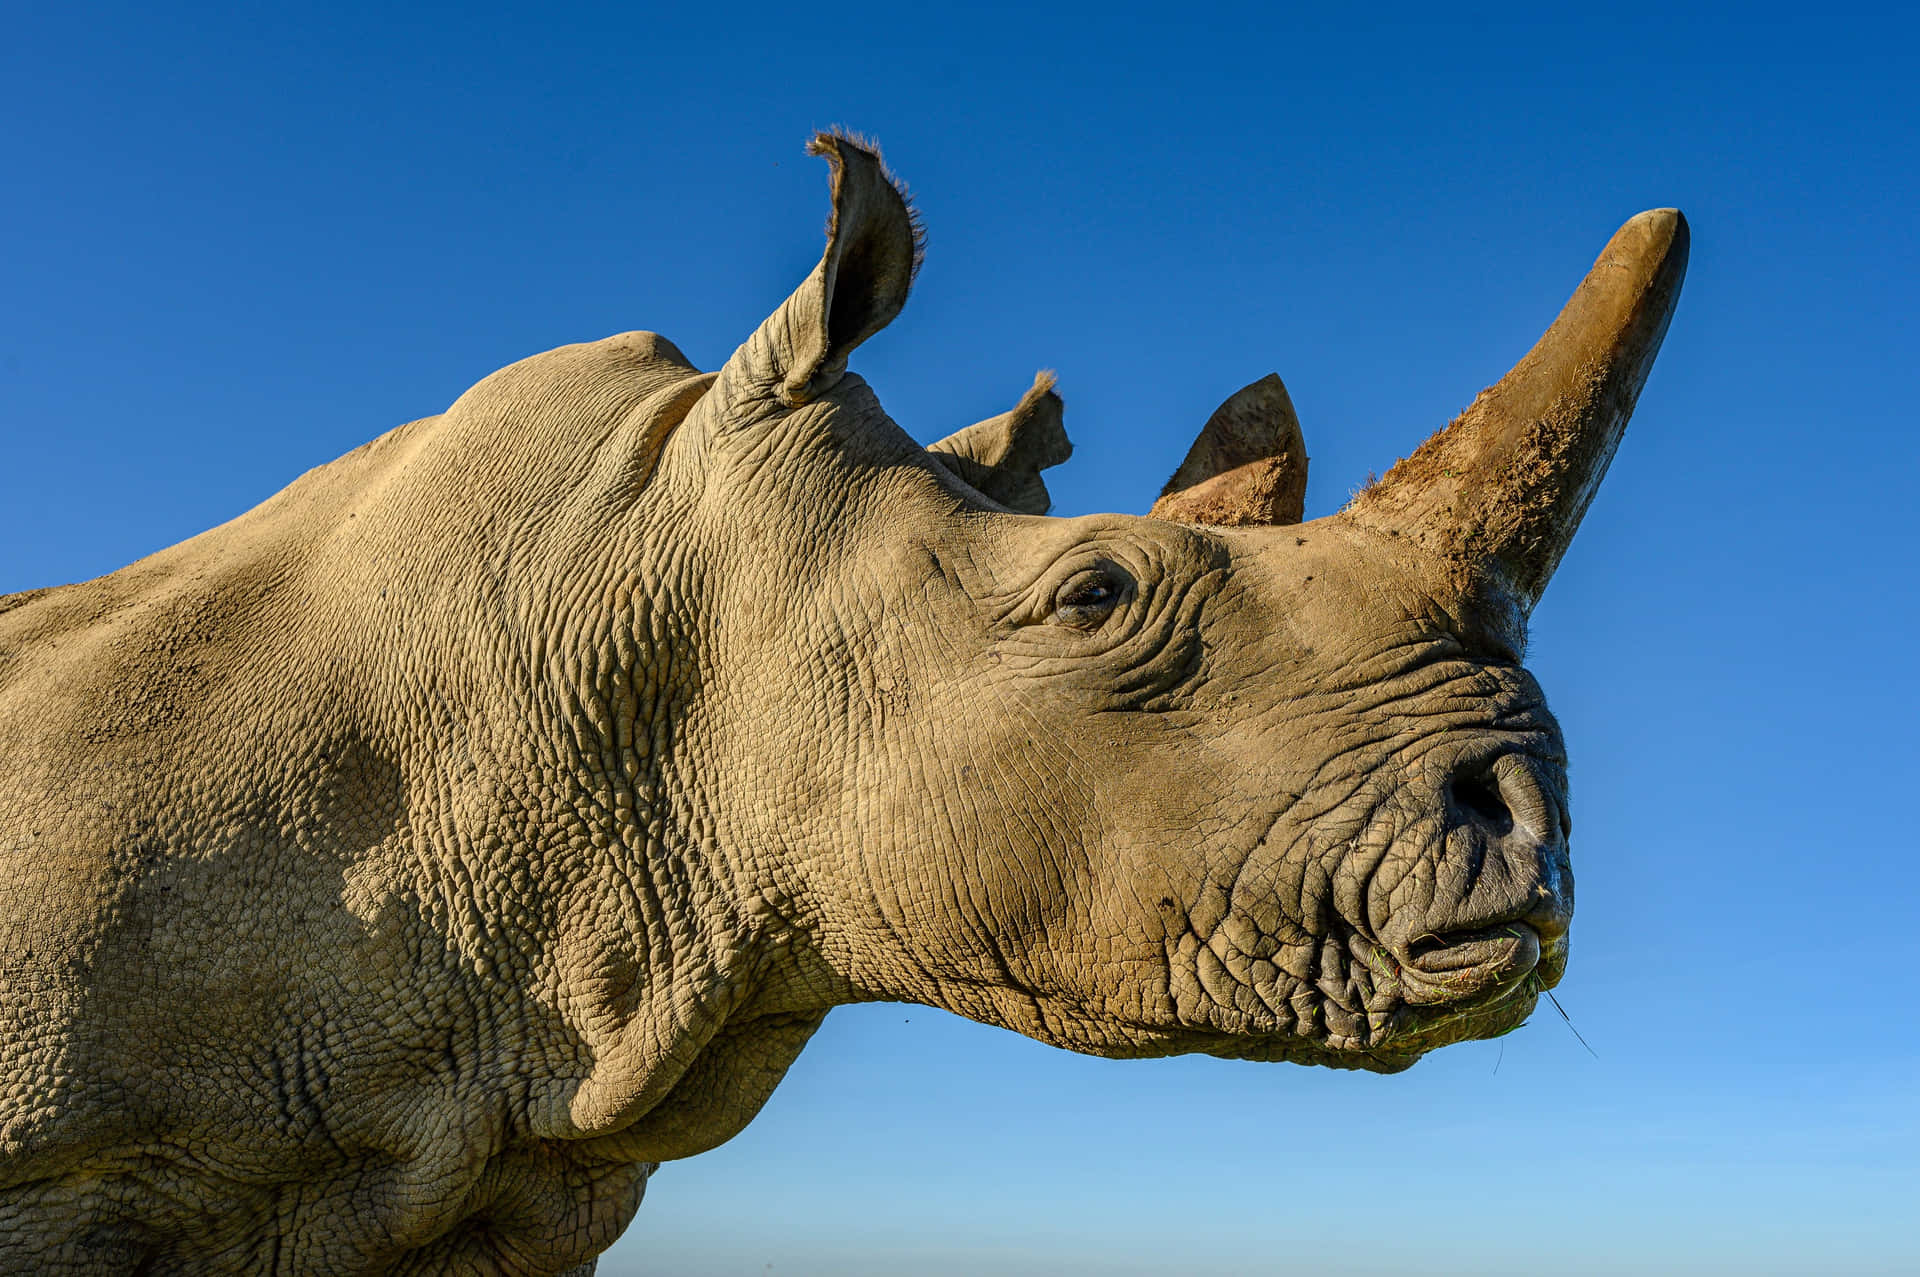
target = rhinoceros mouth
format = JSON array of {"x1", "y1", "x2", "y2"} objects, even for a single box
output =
[
  {"x1": 1366, "y1": 918, "x2": 1562, "y2": 1004},
  {"x1": 1181, "y1": 974, "x2": 1540, "y2": 1073},
  {"x1": 1344, "y1": 924, "x2": 1568, "y2": 1060},
  {"x1": 1393, "y1": 923, "x2": 1546, "y2": 1005},
  {"x1": 1107, "y1": 920, "x2": 1561, "y2": 1074}
]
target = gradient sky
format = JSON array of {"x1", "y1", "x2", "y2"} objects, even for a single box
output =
[{"x1": 4, "y1": 3, "x2": 1916, "y2": 1274}]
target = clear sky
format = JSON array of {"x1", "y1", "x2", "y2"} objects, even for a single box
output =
[{"x1": 4, "y1": 3, "x2": 1915, "y2": 1274}]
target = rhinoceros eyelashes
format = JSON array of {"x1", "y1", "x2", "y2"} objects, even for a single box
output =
[
  {"x1": 993, "y1": 547, "x2": 1146, "y2": 635},
  {"x1": 1050, "y1": 566, "x2": 1130, "y2": 630}
]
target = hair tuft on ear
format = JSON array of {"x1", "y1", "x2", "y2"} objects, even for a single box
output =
[
  {"x1": 711, "y1": 129, "x2": 925, "y2": 410},
  {"x1": 927, "y1": 370, "x2": 1073, "y2": 514},
  {"x1": 809, "y1": 128, "x2": 927, "y2": 285}
]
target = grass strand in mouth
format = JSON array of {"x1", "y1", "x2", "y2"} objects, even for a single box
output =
[{"x1": 1545, "y1": 991, "x2": 1598, "y2": 1059}]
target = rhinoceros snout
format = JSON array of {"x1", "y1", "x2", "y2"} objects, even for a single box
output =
[
  {"x1": 1387, "y1": 748, "x2": 1574, "y2": 1006},
  {"x1": 1447, "y1": 750, "x2": 1569, "y2": 861}
]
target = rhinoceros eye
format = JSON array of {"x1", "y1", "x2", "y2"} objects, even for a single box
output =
[{"x1": 1050, "y1": 566, "x2": 1129, "y2": 629}]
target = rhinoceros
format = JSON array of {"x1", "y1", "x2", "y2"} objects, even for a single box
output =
[{"x1": 0, "y1": 131, "x2": 1686, "y2": 1273}]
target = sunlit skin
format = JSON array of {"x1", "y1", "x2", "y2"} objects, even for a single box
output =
[{"x1": 0, "y1": 133, "x2": 1683, "y2": 1273}]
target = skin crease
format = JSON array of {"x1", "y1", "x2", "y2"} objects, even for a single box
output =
[{"x1": 0, "y1": 133, "x2": 1681, "y2": 1274}]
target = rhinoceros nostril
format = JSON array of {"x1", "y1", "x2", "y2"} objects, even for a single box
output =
[
  {"x1": 1450, "y1": 772, "x2": 1513, "y2": 834},
  {"x1": 1492, "y1": 752, "x2": 1564, "y2": 845}
]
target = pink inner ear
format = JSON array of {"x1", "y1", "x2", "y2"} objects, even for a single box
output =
[{"x1": 1150, "y1": 454, "x2": 1306, "y2": 526}]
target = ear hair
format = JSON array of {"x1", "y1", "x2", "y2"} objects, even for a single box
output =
[
  {"x1": 776, "y1": 130, "x2": 925, "y2": 405},
  {"x1": 927, "y1": 371, "x2": 1072, "y2": 514}
]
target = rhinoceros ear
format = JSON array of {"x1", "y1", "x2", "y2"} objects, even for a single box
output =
[
  {"x1": 716, "y1": 130, "x2": 923, "y2": 409},
  {"x1": 927, "y1": 372, "x2": 1072, "y2": 514},
  {"x1": 1149, "y1": 374, "x2": 1309, "y2": 526}
]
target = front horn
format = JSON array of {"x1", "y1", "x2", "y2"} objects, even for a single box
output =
[{"x1": 1343, "y1": 208, "x2": 1689, "y2": 613}]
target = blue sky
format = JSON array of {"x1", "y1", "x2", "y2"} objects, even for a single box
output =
[{"x1": 4, "y1": 3, "x2": 1916, "y2": 1273}]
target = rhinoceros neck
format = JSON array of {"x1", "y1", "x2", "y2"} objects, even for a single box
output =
[{"x1": 0, "y1": 335, "x2": 813, "y2": 1265}]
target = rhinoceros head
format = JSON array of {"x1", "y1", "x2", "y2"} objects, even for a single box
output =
[{"x1": 636, "y1": 132, "x2": 1685, "y2": 1075}]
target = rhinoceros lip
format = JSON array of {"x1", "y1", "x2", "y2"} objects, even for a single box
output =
[
  {"x1": 1345, "y1": 924, "x2": 1554, "y2": 1051},
  {"x1": 1126, "y1": 924, "x2": 1558, "y2": 1071},
  {"x1": 1393, "y1": 923, "x2": 1543, "y2": 1006}
]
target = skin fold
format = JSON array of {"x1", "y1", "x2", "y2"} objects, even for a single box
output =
[{"x1": 0, "y1": 132, "x2": 1685, "y2": 1274}]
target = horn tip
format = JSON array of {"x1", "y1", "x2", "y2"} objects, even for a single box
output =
[
  {"x1": 1631, "y1": 206, "x2": 1686, "y2": 227},
  {"x1": 1617, "y1": 207, "x2": 1690, "y2": 269}
]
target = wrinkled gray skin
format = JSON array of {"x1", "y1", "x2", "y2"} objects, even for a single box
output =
[{"x1": 0, "y1": 133, "x2": 1686, "y2": 1273}]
